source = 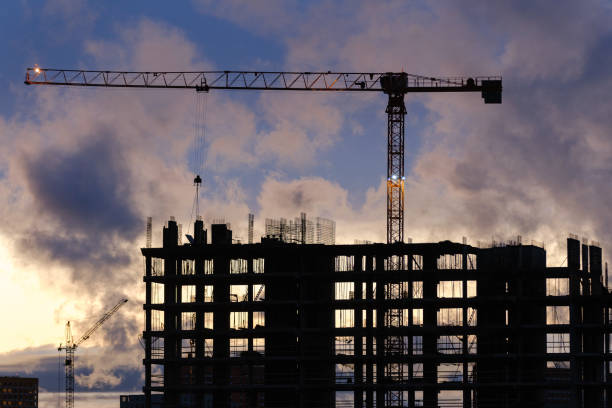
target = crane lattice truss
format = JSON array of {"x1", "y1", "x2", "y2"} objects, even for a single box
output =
[
  {"x1": 58, "y1": 298, "x2": 128, "y2": 408},
  {"x1": 25, "y1": 68, "x2": 501, "y2": 245}
]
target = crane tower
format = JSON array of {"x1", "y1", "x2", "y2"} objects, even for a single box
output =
[{"x1": 58, "y1": 298, "x2": 128, "y2": 408}]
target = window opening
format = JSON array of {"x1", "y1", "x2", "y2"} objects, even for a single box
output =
[
  {"x1": 230, "y1": 312, "x2": 248, "y2": 330},
  {"x1": 253, "y1": 258, "x2": 265, "y2": 274},
  {"x1": 253, "y1": 284, "x2": 265, "y2": 301},
  {"x1": 335, "y1": 336, "x2": 354, "y2": 356},
  {"x1": 335, "y1": 255, "x2": 354, "y2": 272},
  {"x1": 230, "y1": 338, "x2": 248, "y2": 357},
  {"x1": 230, "y1": 258, "x2": 248, "y2": 274},
  {"x1": 335, "y1": 282, "x2": 355, "y2": 300},
  {"x1": 230, "y1": 285, "x2": 248, "y2": 302},
  {"x1": 204, "y1": 259, "x2": 213, "y2": 274},
  {"x1": 437, "y1": 254, "x2": 463, "y2": 270},
  {"x1": 335, "y1": 309, "x2": 355, "y2": 328},
  {"x1": 253, "y1": 311, "x2": 265, "y2": 328},
  {"x1": 182, "y1": 259, "x2": 195, "y2": 275}
]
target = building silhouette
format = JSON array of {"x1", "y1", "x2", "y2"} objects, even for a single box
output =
[
  {"x1": 121, "y1": 394, "x2": 163, "y2": 408},
  {"x1": 0, "y1": 377, "x2": 38, "y2": 408},
  {"x1": 142, "y1": 220, "x2": 610, "y2": 408}
]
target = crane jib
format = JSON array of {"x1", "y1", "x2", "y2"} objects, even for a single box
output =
[{"x1": 24, "y1": 68, "x2": 501, "y2": 102}]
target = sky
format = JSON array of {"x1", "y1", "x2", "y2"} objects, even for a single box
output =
[{"x1": 1, "y1": 0, "x2": 612, "y2": 405}]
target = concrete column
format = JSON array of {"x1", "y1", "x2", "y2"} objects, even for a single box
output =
[
  {"x1": 144, "y1": 255, "x2": 152, "y2": 408},
  {"x1": 422, "y1": 253, "x2": 438, "y2": 408},
  {"x1": 355, "y1": 255, "x2": 364, "y2": 408},
  {"x1": 213, "y1": 253, "x2": 229, "y2": 408},
  {"x1": 162, "y1": 220, "x2": 178, "y2": 408},
  {"x1": 567, "y1": 238, "x2": 582, "y2": 408}
]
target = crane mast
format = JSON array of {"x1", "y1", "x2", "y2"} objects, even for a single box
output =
[
  {"x1": 382, "y1": 73, "x2": 408, "y2": 244},
  {"x1": 58, "y1": 298, "x2": 128, "y2": 408}
]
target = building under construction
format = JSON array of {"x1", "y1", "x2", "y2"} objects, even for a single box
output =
[{"x1": 142, "y1": 220, "x2": 612, "y2": 408}]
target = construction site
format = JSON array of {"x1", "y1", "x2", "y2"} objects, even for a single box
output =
[{"x1": 23, "y1": 68, "x2": 612, "y2": 408}]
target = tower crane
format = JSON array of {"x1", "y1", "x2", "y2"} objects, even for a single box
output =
[
  {"x1": 28, "y1": 67, "x2": 500, "y2": 408},
  {"x1": 58, "y1": 298, "x2": 128, "y2": 408},
  {"x1": 24, "y1": 68, "x2": 501, "y2": 242}
]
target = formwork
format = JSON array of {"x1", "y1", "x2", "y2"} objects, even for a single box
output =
[{"x1": 142, "y1": 220, "x2": 612, "y2": 408}]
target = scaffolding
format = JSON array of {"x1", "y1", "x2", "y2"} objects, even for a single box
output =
[
  {"x1": 316, "y1": 217, "x2": 336, "y2": 245},
  {"x1": 264, "y1": 213, "x2": 335, "y2": 244}
]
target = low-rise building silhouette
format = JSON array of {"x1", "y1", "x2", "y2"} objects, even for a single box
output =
[{"x1": 0, "y1": 377, "x2": 38, "y2": 408}]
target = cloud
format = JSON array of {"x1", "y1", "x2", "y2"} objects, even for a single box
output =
[
  {"x1": 2, "y1": 20, "x2": 217, "y2": 291},
  {"x1": 40, "y1": 0, "x2": 98, "y2": 36},
  {"x1": 258, "y1": 176, "x2": 349, "y2": 218},
  {"x1": 74, "y1": 310, "x2": 142, "y2": 390},
  {"x1": 0, "y1": 19, "x2": 213, "y2": 387},
  {"x1": 475, "y1": 0, "x2": 609, "y2": 81},
  {"x1": 22, "y1": 130, "x2": 139, "y2": 239},
  {"x1": 0, "y1": 343, "x2": 142, "y2": 392},
  {"x1": 192, "y1": 0, "x2": 299, "y2": 35},
  {"x1": 254, "y1": 93, "x2": 344, "y2": 166},
  {"x1": 84, "y1": 19, "x2": 205, "y2": 72},
  {"x1": 261, "y1": 0, "x2": 612, "y2": 261},
  {"x1": 256, "y1": 175, "x2": 386, "y2": 243},
  {"x1": 0, "y1": 16, "x2": 288, "y2": 388},
  {"x1": 4, "y1": 0, "x2": 612, "y2": 392},
  {"x1": 203, "y1": 97, "x2": 259, "y2": 170}
]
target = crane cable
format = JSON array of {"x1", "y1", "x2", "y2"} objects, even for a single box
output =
[{"x1": 187, "y1": 91, "x2": 208, "y2": 234}]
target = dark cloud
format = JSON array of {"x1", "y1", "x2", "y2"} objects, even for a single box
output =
[
  {"x1": 291, "y1": 189, "x2": 309, "y2": 208},
  {"x1": 0, "y1": 343, "x2": 142, "y2": 393},
  {"x1": 23, "y1": 130, "x2": 140, "y2": 239},
  {"x1": 75, "y1": 316, "x2": 144, "y2": 390},
  {"x1": 0, "y1": 355, "x2": 141, "y2": 393},
  {"x1": 21, "y1": 232, "x2": 132, "y2": 268},
  {"x1": 0, "y1": 353, "x2": 60, "y2": 392},
  {"x1": 14, "y1": 129, "x2": 143, "y2": 290},
  {"x1": 101, "y1": 312, "x2": 140, "y2": 353},
  {"x1": 450, "y1": 162, "x2": 489, "y2": 193}
]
